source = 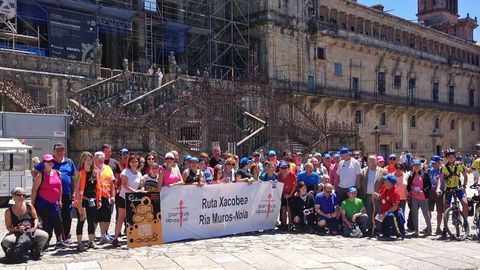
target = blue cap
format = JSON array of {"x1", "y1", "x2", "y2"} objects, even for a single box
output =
[
  {"x1": 268, "y1": 150, "x2": 277, "y2": 156},
  {"x1": 388, "y1": 154, "x2": 397, "y2": 159},
  {"x1": 430, "y1": 155, "x2": 441, "y2": 164},
  {"x1": 183, "y1": 155, "x2": 192, "y2": 161},
  {"x1": 347, "y1": 187, "x2": 358, "y2": 193},
  {"x1": 323, "y1": 153, "x2": 331, "y2": 159},
  {"x1": 190, "y1": 157, "x2": 199, "y2": 163},
  {"x1": 383, "y1": 175, "x2": 397, "y2": 185},
  {"x1": 339, "y1": 147, "x2": 350, "y2": 155},
  {"x1": 118, "y1": 148, "x2": 129, "y2": 155},
  {"x1": 412, "y1": 159, "x2": 422, "y2": 165},
  {"x1": 333, "y1": 153, "x2": 340, "y2": 158},
  {"x1": 252, "y1": 151, "x2": 260, "y2": 156},
  {"x1": 239, "y1": 157, "x2": 251, "y2": 166},
  {"x1": 279, "y1": 160, "x2": 289, "y2": 168}
]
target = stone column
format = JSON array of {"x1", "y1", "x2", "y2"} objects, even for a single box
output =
[
  {"x1": 457, "y1": 118, "x2": 463, "y2": 149},
  {"x1": 402, "y1": 113, "x2": 409, "y2": 149}
]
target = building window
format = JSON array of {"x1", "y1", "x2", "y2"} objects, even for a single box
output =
[
  {"x1": 316, "y1": 47, "x2": 325, "y2": 60},
  {"x1": 448, "y1": 85, "x2": 454, "y2": 105},
  {"x1": 334, "y1": 63, "x2": 342, "y2": 76},
  {"x1": 432, "y1": 0, "x2": 436, "y2": 6},
  {"x1": 410, "y1": 142, "x2": 417, "y2": 150},
  {"x1": 434, "y1": 118, "x2": 440, "y2": 129},
  {"x1": 393, "y1": 75, "x2": 401, "y2": 89},
  {"x1": 408, "y1": 78, "x2": 416, "y2": 100},
  {"x1": 354, "y1": 110, "x2": 362, "y2": 124},
  {"x1": 410, "y1": 115, "x2": 416, "y2": 128},
  {"x1": 472, "y1": 121, "x2": 475, "y2": 131},
  {"x1": 378, "y1": 72, "x2": 386, "y2": 95},
  {"x1": 380, "y1": 112, "x2": 386, "y2": 126},
  {"x1": 450, "y1": 119, "x2": 455, "y2": 130},
  {"x1": 432, "y1": 83, "x2": 439, "y2": 102},
  {"x1": 469, "y1": 89, "x2": 475, "y2": 107}
]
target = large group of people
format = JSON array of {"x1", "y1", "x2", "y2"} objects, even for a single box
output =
[{"x1": 2, "y1": 142, "x2": 480, "y2": 262}]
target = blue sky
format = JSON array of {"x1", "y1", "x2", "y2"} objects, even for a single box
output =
[{"x1": 359, "y1": 0, "x2": 479, "y2": 41}]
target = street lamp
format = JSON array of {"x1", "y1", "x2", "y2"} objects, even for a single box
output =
[{"x1": 373, "y1": 125, "x2": 380, "y2": 155}]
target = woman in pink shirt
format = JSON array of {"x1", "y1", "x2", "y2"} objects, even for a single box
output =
[
  {"x1": 407, "y1": 159, "x2": 433, "y2": 237},
  {"x1": 159, "y1": 152, "x2": 184, "y2": 189},
  {"x1": 392, "y1": 162, "x2": 408, "y2": 211},
  {"x1": 31, "y1": 154, "x2": 65, "y2": 247}
]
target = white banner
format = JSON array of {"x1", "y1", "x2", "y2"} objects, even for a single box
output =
[{"x1": 160, "y1": 181, "x2": 284, "y2": 243}]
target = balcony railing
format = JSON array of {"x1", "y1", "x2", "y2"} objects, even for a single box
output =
[{"x1": 270, "y1": 79, "x2": 480, "y2": 114}]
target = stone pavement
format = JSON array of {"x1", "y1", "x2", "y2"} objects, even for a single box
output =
[{"x1": 1, "y1": 175, "x2": 480, "y2": 270}]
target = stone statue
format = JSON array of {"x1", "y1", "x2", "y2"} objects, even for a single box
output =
[
  {"x1": 168, "y1": 51, "x2": 178, "y2": 74},
  {"x1": 92, "y1": 39, "x2": 103, "y2": 65},
  {"x1": 122, "y1": 59, "x2": 129, "y2": 73}
]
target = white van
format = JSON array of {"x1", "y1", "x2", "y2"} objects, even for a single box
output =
[{"x1": 0, "y1": 138, "x2": 33, "y2": 205}]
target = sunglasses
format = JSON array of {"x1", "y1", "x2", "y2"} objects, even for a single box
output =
[
  {"x1": 44, "y1": 160, "x2": 54, "y2": 164},
  {"x1": 147, "y1": 158, "x2": 155, "y2": 160},
  {"x1": 226, "y1": 163, "x2": 234, "y2": 166},
  {"x1": 165, "y1": 157, "x2": 174, "y2": 161},
  {"x1": 280, "y1": 167, "x2": 288, "y2": 169},
  {"x1": 15, "y1": 194, "x2": 26, "y2": 197},
  {"x1": 324, "y1": 190, "x2": 332, "y2": 193}
]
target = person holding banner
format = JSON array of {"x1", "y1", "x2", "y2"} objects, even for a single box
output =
[
  {"x1": 260, "y1": 162, "x2": 278, "y2": 181},
  {"x1": 212, "y1": 165, "x2": 227, "y2": 184},
  {"x1": 278, "y1": 161, "x2": 297, "y2": 231},
  {"x1": 291, "y1": 181, "x2": 315, "y2": 232},
  {"x1": 314, "y1": 183, "x2": 340, "y2": 234},
  {"x1": 139, "y1": 163, "x2": 161, "y2": 192},
  {"x1": 182, "y1": 157, "x2": 206, "y2": 186},
  {"x1": 222, "y1": 158, "x2": 237, "y2": 183},
  {"x1": 250, "y1": 163, "x2": 261, "y2": 181},
  {"x1": 235, "y1": 158, "x2": 255, "y2": 184},
  {"x1": 159, "y1": 152, "x2": 184, "y2": 189},
  {"x1": 113, "y1": 155, "x2": 143, "y2": 247}
]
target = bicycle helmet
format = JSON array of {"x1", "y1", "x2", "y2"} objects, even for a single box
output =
[
  {"x1": 476, "y1": 141, "x2": 480, "y2": 148},
  {"x1": 444, "y1": 148, "x2": 456, "y2": 156}
]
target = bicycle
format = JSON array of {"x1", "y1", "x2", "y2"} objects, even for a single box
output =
[
  {"x1": 469, "y1": 184, "x2": 480, "y2": 238},
  {"x1": 442, "y1": 186, "x2": 470, "y2": 241}
]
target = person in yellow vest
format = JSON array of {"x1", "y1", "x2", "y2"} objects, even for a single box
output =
[
  {"x1": 73, "y1": 152, "x2": 101, "y2": 251},
  {"x1": 93, "y1": 151, "x2": 115, "y2": 245}
]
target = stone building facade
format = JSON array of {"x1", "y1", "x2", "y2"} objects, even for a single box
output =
[{"x1": 250, "y1": 0, "x2": 480, "y2": 156}]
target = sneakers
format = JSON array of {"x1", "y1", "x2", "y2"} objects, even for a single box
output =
[
  {"x1": 56, "y1": 240, "x2": 69, "y2": 248},
  {"x1": 112, "y1": 238, "x2": 119, "y2": 247},
  {"x1": 105, "y1": 233, "x2": 114, "y2": 240},
  {"x1": 99, "y1": 235, "x2": 112, "y2": 245},
  {"x1": 63, "y1": 237, "x2": 73, "y2": 244}
]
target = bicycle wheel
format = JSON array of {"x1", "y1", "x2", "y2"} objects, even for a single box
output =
[
  {"x1": 475, "y1": 206, "x2": 480, "y2": 238},
  {"x1": 444, "y1": 206, "x2": 469, "y2": 241}
]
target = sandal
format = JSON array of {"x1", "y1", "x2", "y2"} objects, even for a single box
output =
[{"x1": 88, "y1": 242, "x2": 98, "y2": 249}]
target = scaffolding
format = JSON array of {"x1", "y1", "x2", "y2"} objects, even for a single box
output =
[{"x1": 137, "y1": 0, "x2": 249, "y2": 80}]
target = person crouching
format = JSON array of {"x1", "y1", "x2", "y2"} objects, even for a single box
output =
[{"x1": 340, "y1": 187, "x2": 368, "y2": 237}]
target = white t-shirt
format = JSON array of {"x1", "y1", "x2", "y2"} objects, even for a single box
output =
[
  {"x1": 119, "y1": 168, "x2": 142, "y2": 199},
  {"x1": 337, "y1": 158, "x2": 361, "y2": 188}
]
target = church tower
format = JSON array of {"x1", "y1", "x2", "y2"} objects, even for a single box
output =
[{"x1": 417, "y1": 0, "x2": 477, "y2": 42}]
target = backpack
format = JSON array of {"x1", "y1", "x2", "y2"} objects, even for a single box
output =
[{"x1": 6, "y1": 231, "x2": 33, "y2": 262}]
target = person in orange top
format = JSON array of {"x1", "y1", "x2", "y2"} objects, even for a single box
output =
[
  {"x1": 73, "y1": 152, "x2": 101, "y2": 251},
  {"x1": 93, "y1": 151, "x2": 115, "y2": 245}
]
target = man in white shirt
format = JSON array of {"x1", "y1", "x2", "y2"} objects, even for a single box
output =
[{"x1": 336, "y1": 147, "x2": 361, "y2": 203}]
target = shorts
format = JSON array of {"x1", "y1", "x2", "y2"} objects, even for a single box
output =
[
  {"x1": 428, "y1": 192, "x2": 444, "y2": 212},
  {"x1": 473, "y1": 170, "x2": 479, "y2": 181},
  {"x1": 317, "y1": 215, "x2": 339, "y2": 232},
  {"x1": 96, "y1": 197, "x2": 113, "y2": 222},
  {"x1": 281, "y1": 197, "x2": 292, "y2": 207},
  {"x1": 116, "y1": 196, "x2": 126, "y2": 209},
  {"x1": 444, "y1": 189, "x2": 465, "y2": 205}
]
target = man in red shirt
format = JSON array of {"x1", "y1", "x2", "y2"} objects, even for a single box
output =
[
  {"x1": 278, "y1": 161, "x2": 296, "y2": 231},
  {"x1": 374, "y1": 175, "x2": 405, "y2": 239}
]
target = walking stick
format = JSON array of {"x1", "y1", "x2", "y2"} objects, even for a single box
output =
[{"x1": 371, "y1": 194, "x2": 376, "y2": 237}]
